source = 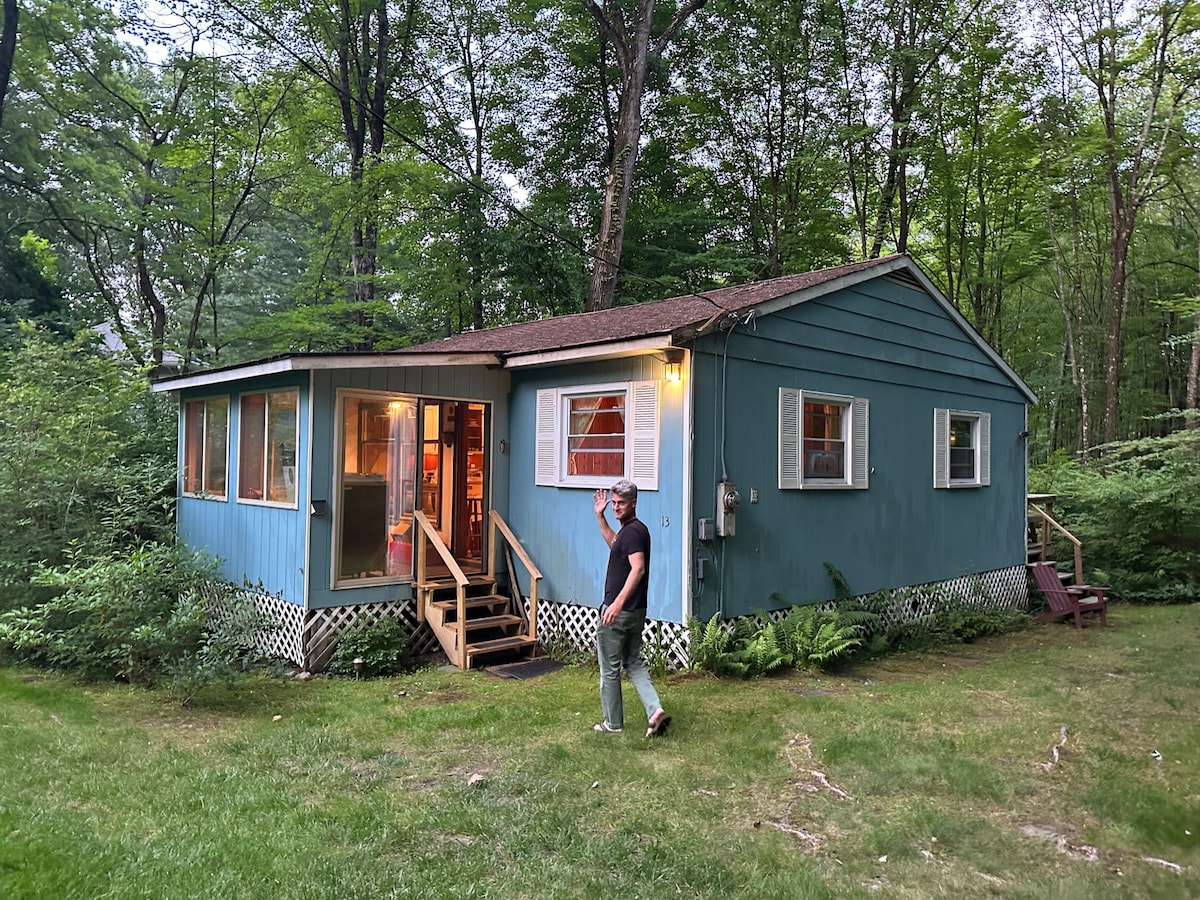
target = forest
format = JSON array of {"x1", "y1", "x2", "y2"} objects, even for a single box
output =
[{"x1": 1, "y1": 0, "x2": 1199, "y2": 463}]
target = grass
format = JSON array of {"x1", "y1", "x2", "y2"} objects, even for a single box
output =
[{"x1": 0, "y1": 603, "x2": 1197, "y2": 899}]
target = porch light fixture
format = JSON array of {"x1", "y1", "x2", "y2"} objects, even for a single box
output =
[{"x1": 662, "y1": 349, "x2": 684, "y2": 384}]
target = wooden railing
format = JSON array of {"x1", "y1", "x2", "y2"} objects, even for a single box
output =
[
  {"x1": 412, "y1": 509, "x2": 470, "y2": 667},
  {"x1": 487, "y1": 509, "x2": 543, "y2": 642},
  {"x1": 1027, "y1": 500, "x2": 1084, "y2": 585}
]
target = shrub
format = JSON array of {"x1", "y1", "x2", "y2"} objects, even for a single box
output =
[
  {"x1": 687, "y1": 604, "x2": 870, "y2": 677},
  {"x1": 0, "y1": 543, "x2": 274, "y2": 699},
  {"x1": 1032, "y1": 422, "x2": 1200, "y2": 601},
  {"x1": 0, "y1": 327, "x2": 176, "y2": 611},
  {"x1": 841, "y1": 587, "x2": 1029, "y2": 656},
  {"x1": 328, "y1": 617, "x2": 409, "y2": 678}
]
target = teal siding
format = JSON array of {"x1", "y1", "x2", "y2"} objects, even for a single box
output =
[
  {"x1": 690, "y1": 277, "x2": 1029, "y2": 619},
  {"x1": 306, "y1": 365, "x2": 511, "y2": 610},
  {"x1": 177, "y1": 373, "x2": 310, "y2": 606},
  {"x1": 507, "y1": 357, "x2": 688, "y2": 623}
]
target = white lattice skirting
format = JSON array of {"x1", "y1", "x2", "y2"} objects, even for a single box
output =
[
  {"x1": 212, "y1": 564, "x2": 1029, "y2": 672},
  {"x1": 530, "y1": 564, "x2": 1030, "y2": 670}
]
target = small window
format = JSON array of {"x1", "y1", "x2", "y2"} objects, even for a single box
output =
[
  {"x1": 536, "y1": 382, "x2": 659, "y2": 490},
  {"x1": 182, "y1": 396, "x2": 229, "y2": 499},
  {"x1": 238, "y1": 389, "x2": 299, "y2": 505},
  {"x1": 779, "y1": 388, "x2": 869, "y2": 489},
  {"x1": 934, "y1": 408, "x2": 990, "y2": 488}
]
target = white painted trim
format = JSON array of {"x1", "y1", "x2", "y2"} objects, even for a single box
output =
[
  {"x1": 681, "y1": 350, "x2": 694, "y2": 623},
  {"x1": 303, "y1": 371, "x2": 314, "y2": 612},
  {"x1": 503, "y1": 336, "x2": 675, "y2": 369},
  {"x1": 151, "y1": 352, "x2": 501, "y2": 393}
]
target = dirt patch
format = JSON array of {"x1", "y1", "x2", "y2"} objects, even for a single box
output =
[{"x1": 1018, "y1": 823, "x2": 1101, "y2": 862}]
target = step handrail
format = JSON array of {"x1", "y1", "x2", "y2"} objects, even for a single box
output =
[
  {"x1": 412, "y1": 509, "x2": 470, "y2": 667},
  {"x1": 1028, "y1": 502, "x2": 1083, "y2": 585},
  {"x1": 487, "y1": 509, "x2": 543, "y2": 643}
]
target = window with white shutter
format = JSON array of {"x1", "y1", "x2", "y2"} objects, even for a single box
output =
[
  {"x1": 933, "y1": 408, "x2": 990, "y2": 488},
  {"x1": 536, "y1": 381, "x2": 659, "y2": 490},
  {"x1": 779, "y1": 388, "x2": 869, "y2": 490}
]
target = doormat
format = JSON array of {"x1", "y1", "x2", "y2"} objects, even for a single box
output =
[{"x1": 484, "y1": 658, "x2": 565, "y2": 680}]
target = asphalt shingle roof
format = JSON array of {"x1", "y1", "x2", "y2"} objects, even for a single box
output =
[{"x1": 403, "y1": 256, "x2": 902, "y2": 358}]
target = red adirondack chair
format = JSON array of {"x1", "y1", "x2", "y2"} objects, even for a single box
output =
[{"x1": 1030, "y1": 562, "x2": 1109, "y2": 628}]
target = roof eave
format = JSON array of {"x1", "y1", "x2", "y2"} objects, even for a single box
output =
[
  {"x1": 150, "y1": 351, "x2": 502, "y2": 393},
  {"x1": 501, "y1": 335, "x2": 680, "y2": 369}
]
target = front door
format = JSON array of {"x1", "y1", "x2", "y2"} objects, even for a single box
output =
[{"x1": 418, "y1": 400, "x2": 488, "y2": 568}]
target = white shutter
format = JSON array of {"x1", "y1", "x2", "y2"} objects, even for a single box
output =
[
  {"x1": 933, "y1": 407, "x2": 949, "y2": 488},
  {"x1": 978, "y1": 412, "x2": 991, "y2": 486},
  {"x1": 779, "y1": 387, "x2": 801, "y2": 489},
  {"x1": 628, "y1": 380, "x2": 659, "y2": 491},
  {"x1": 535, "y1": 388, "x2": 559, "y2": 486},
  {"x1": 851, "y1": 397, "x2": 869, "y2": 489}
]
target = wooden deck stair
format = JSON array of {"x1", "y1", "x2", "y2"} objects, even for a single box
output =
[
  {"x1": 1026, "y1": 493, "x2": 1091, "y2": 604},
  {"x1": 413, "y1": 509, "x2": 543, "y2": 669},
  {"x1": 420, "y1": 574, "x2": 536, "y2": 667}
]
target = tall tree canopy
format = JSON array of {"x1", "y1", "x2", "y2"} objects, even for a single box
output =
[{"x1": 0, "y1": 0, "x2": 1198, "y2": 457}]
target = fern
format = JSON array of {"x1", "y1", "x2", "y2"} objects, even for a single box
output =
[
  {"x1": 808, "y1": 620, "x2": 863, "y2": 663},
  {"x1": 745, "y1": 622, "x2": 788, "y2": 676},
  {"x1": 824, "y1": 563, "x2": 854, "y2": 601},
  {"x1": 687, "y1": 613, "x2": 731, "y2": 674}
]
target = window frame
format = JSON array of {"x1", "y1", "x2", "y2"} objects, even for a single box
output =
[
  {"x1": 778, "y1": 388, "x2": 869, "y2": 490},
  {"x1": 237, "y1": 387, "x2": 300, "y2": 508},
  {"x1": 181, "y1": 395, "x2": 230, "y2": 500},
  {"x1": 332, "y1": 389, "x2": 419, "y2": 589},
  {"x1": 933, "y1": 408, "x2": 991, "y2": 488},
  {"x1": 536, "y1": 381, "x2": 659, "y2": 491}
]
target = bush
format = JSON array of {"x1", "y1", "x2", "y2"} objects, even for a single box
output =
[
  {"x1": 0, "y1": 543, "x2": 275, "y2": 701},
  {"x1": 840, "y1": 585, "x2": 1029, "y2": 656},
  {"x1": 687, "y1": 604, "x2": 869, "y2": 677},
  {"x1": 328, "y1": 617, "x2": 409, "y2": 678},
  {"x1": 1032, "y1": 422, "x2": 1200, "y2": 601},
  {"x1": 0, "y1": 327, "x2": 176, "y2": 611}
]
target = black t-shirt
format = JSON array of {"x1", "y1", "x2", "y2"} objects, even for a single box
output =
[{"x1": 603, "y1": 517, "x2": 651, "y2": 610}]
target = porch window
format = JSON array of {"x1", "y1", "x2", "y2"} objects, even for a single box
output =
[
  {"x1": 238, "y1": 389, "x2": 299, "y2": 505},
  {"x1": 535, "y1": 381, "x2": 659, "y2": 490},
  {"x1": 336, "y1": 392, "x2": 418, "y2": 584},
  {"x1": 933, "y1": 408, "x2": 990, "y2": 488},
  {"x1": 182, "y1": 396, "x2": 229, "y2": 499},
  {"x1": 778, "y1": 388, "x2": 869, "y2": 489}
]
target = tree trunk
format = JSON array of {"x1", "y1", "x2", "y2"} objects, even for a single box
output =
[
  {"x1": 1102, "y1": 224, "x2": 1131, "y2": 443},
  {"x1": 1187, "y1": 225, "x2": 1200, "y2": 422},
  {"x1": 0, "y1": 0, "x2": 16, "y2": 130},
  {"x1": 587, "y1": 65, "x2": 646, "y2": 311},
  {"x1": 583, "y1": 0, "x2": 709, "y2": 311}
]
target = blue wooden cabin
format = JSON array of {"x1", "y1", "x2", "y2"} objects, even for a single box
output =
[{"x1": 152, "y1": 255, "x2": 1036, "y2": 669}]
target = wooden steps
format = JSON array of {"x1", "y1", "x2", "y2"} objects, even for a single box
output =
[{"x1": 420, "y1": 576, "x2": 537, "y2": 668}]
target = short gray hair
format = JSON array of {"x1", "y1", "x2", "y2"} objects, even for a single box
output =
[{"x1": 611, "y1": 479, "x2": 637, "y2": 502}]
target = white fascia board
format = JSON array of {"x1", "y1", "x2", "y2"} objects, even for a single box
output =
[
  {"x1": 150, "y1": 352, "x2": 501, "y2": 392},
  {"x1": 149, "y1": 358, "x2": 301, "y2": 392},
  {"x1": 503, "y1": 336, "x2": 675, "y2": 369}
]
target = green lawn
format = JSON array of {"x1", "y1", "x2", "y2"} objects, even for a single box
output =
[{"x1": 1, "y1": 603, "x2": 1197, "y2": 899}]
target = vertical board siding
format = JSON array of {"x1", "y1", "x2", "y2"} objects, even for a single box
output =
[
  {"x1": 305, "y1": 365, "x2": 511, "y2": 610},
  {"x1": 689, "y1": 278, "x2": 1029, "y2": 621},
  {"x1": 508, "y1": 356, "x2": 687, "y2": 623},
  {"x1": 177, "y1": 373, "x2": 310, "y2": 607}
]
